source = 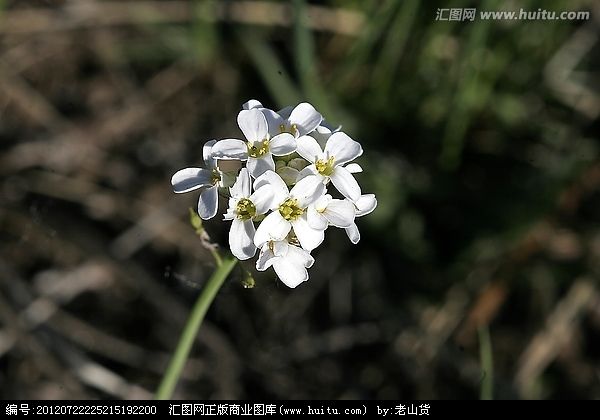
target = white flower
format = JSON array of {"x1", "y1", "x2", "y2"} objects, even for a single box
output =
[
  {"x1": 296, "y1": 132, "x2": 363, "y2": 201},
  {"x1": 242, "y1": 99, "x2": 263, "y2": 110},
  {"x1": 309, "y1": 124, "x2": 362, "y2": 175},
  {"x1": 344, "y1": 194, "x2": 377, "y2": 244},
  {"x1": 256, "y1": 239, "x2": 314, "y2": 288},
  {"x1": 211, "y1": 109, "x2": 297, "y2": 179},
  {"x1": 223, "y1": 169, "x2": 274, "y2": 260},
  {"x1": 261, "y1": 102, "x2": 323, "y2": 138},
  {"x1": 306, "y1": 194, "x2": 356, "y2": 230},
  {"x1": 171, "y1": 140, "x2": 234, "y2": 220},
  {"x1": 310, "y1": 123, "x2": 341, "y2": 148},
  {"x1": 253, "y1": 171, "x2": 326, "y2": 252},
  {"x1": 172, "y1": 99, "x2": 378, "y2": 289}
]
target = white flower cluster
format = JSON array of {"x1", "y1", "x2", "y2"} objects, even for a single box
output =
[{"x1": 172, "y1": 100, "x2": 377, "y2": 288}]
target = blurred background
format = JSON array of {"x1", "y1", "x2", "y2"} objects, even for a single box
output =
[{"x1": 1, "y1": 0, "x2": 599, "y2": 400}]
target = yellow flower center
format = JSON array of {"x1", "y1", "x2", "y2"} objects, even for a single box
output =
[
  {"x1": 279, "y1": 123, "x2": 298, "y2": 136},
  {"x1": 248, "y1": 139, "x2": 270, "y2": 158},
  {"x1": 278, "y1": 198, "x2": 304, "y2": 221},
  {"x1": 211, "y1": 169, "x2": 221, "y2": 185},
  {"x1": 235, "y1": 198, "x2": 256, "y2": 220},
  {"x1": 315, "y1": 156, "x2": 335, "y2": 176}
]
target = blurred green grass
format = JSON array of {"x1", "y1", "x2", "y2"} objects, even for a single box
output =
[{"x1": 0, "y1": 0, "x2": 599, "y2": 400}]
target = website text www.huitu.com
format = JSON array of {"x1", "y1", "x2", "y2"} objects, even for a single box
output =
[{"x1": 435, "y1": 8, "x2": 590, "y2": 22}]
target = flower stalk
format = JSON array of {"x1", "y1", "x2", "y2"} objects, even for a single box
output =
[
  {"x1": 162, "y1": 98, "x2": 377, "y2": 398},
  {"x1": 155, "y1": 256, "x2": 237, "y2": 400}
]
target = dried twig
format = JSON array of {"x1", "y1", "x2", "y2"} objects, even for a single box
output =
[
  {"x1": 0, "y1": 1, "x2": 364, "y2": 36},
  {"x1": 515, "y1": 280, "x2": 598, "y2": 399}
]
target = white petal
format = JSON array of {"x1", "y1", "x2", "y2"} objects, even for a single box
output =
[
  {"x1": 261, "y1": 108, "x2": 286, "y2": 137},
  {"x1": 247, "y1": 154, "x2": 275, "y2": 179},
  {"x1": 355, "y1": 194, "x2": 377, "y2": 217},
  {"x1": 296, "y1": 135, "x2": 323, "y2": 163},
  {"x1": 242, "y1": 99, "x2": 262, "y2": 110},
  {"x1": 223, "y1": 199, "x2": 235, "y2": 220},
  {"x1": 292, "y1": 216, "x2": 325, "y2": 251},
  {"x1": 286, "y1": 244, "x2": 315, "y2": 268},
  {"x1": 290, "y1": 175, "x2": 326, "y2": 208},
  {"x1": 238, "y1": 109, "x2": 268, "y2": 142},
  {"x1": 256, "y1": 244, "x2": 275, "y2": 271},
  {"x1": 230, "y1": 168, "x2": 251, "y2": 198},
  {"x1": 345, "y1": 223, "x2": 360, "y2": 244},
  {"x1": 288, "y1": 103, "x2": 323, "y2": 136},
  {"x1": 330, "y1": 166, "x2": 361, "y2": 201},
  {"x1": 344, "y1": 163, "x2": 363, "y2": 174},
  {"x1": 312, "y1": 125, "x2": 333, "y2": 149},
  {"x1": 313, "y1": 194, "x2": 331, "y2": 212},
  {"x1": 322, "y1": 199, "x2": 355, "y2": 228},
  {"x1": 229, "y1": 218, "x2": 256, "y2": 260},
  {"x1": 296, "y1": 165, "x2": 318, "y2": 183},
  {"x1": 272, "y1": 258, "x2": 309, "y2": 288},
  {"x1": 254, "y1": 170, "x2": 289, "y2": 206},
  {"x1": 202, "y1": 139, "x2": 217, "y2": 168},
  {"x1": 171, "y1": 168, "x2": 213, "y2": 193},
  {"x1": 249, "y1": 185, "x2": 274, "y2": 214},
  {"x1": 324, "y1": 132, "x2": 363, "y2": 165},
  {"x1": 307, "y1": 205, "x2": 328, "y2": 230},
  {"x1": 272, "y1": 240, "x2": 289, "y2": 256},
  {"x1": 253, "y1": 211, "x2": 291, "y2": 247},
  {"x1": 211, "y1": 139, "x2": 248, "y2": 160},
  {"x1": 198, "y1": 185, "x2": 219, "y2": 220},
  {"x1": 270, "y1": 133, "x2": 297, "y2": 156},
  {"x1": 276, "y1": 166, "x2": 300, "y2": 186}
]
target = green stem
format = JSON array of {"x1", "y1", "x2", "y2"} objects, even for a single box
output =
[
  {"x1": 209, "y1": 248, "x2": 223, "y2": 267},
  {"x1": 155, "y1": 256, "x2": 237, "y2": 400}
]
